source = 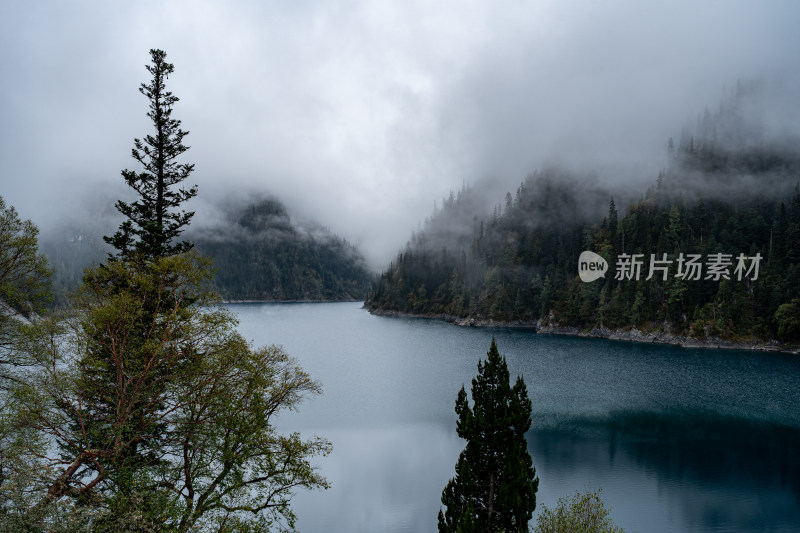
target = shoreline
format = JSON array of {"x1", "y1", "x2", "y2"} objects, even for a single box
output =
[
  {"x1": 365, "y1": 306, "x2": 800, "y2": 354},
  {"x1": 222, "y1": 297, "x2": 364, "y2": 304}
]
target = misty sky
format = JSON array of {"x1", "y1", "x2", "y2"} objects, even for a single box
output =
[{"x1": 2, "y1": 0, "x2": 800, "y2": 267}]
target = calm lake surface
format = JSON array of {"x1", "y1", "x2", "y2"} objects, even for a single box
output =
[{"x1": 228, "y1": 302, "x2": 800, "y2": 533}]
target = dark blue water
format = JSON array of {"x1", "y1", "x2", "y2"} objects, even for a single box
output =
[{"x1": 229, "y1": 302, "x2": 800, "y2": 533}]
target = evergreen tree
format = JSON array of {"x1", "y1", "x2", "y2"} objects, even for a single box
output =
[
  {"x1": 105, "y1": 48, "x2": 197, "y2": 259},
  {"x1": 438, "y1": 338, "x2": 538, "y2": 532},
  {"x1": 608, "y1": 196, "x2": 618, "y2": 249}
]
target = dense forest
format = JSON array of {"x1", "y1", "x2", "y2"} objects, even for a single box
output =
[
  {"x1": 192, "y1": 197, "x2": 372, "y2": 301},
  {"x1": 42, "y1": 196, "x2": 372, "y2": 305},
  {"x1": 367, "y1": 83, "x2": 800, "y2": 345}
]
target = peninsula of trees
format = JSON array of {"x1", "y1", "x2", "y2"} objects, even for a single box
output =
[{"x1": 367, "y1": 83, "x2": 800, "y2": 346}]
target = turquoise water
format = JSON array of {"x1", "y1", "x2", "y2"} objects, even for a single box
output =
[{"x1": 229, "y1": 302, "x2": 800, "y2": 532}]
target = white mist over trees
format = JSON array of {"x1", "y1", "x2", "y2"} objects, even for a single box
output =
[
  {"x1": 40, "y1": 192, "x2": 374, "y2": 305},
  {"x1": 368, "y1": 84, "x2": 800, "y2": 346},
  {"x1": 4, "y1": 2, "x2": 800, "y2": 267}
]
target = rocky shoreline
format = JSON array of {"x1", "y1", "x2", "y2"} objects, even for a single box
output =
[
  {"x1": 222, "y1": 297, "x2": 364, "y2": 304},
  {"x1": 365, "y1": 306, "x2": 799, "y2": 354}
]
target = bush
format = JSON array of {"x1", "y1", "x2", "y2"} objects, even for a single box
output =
[{"x1": 534, "y1": 489, "x2": 624, "y2": 533}]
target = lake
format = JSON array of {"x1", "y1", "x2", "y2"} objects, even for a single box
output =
[{"x1": 228, "y1": 302, "x2": 800, "y2": 532}]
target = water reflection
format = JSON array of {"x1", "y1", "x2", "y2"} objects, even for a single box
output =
[
  {"x1": 288, "y1": 411, "x2": 800, "y2": 533},
  {"x1": 289, "y1": 423, "x2": 463, "y2": 533},
  {"x1": 530, "y1": 410, "x2": 800, "y2": 532}
]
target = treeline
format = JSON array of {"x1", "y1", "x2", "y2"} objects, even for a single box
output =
[
  {"x1": 43, "y1": 225, "x2": 107, "y2": 307},
  {"x1": 193, "y1": 197, "x2": 372, "y2": 301},
  {"x1": 367, "y1": 85, "x2": 800, "y2": 343}
]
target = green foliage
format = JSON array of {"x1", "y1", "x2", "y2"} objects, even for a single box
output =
[
  {"x1": 534, "y1": 489, "x2": 624, "y2": 533},
  {"x1": 0, "y1": 200, "x2": 89, "y2": 532},
  {"x1": 368, "y1": 88, "x2": 800, "y2": 345},
  {"x1": 1, "y1": 380, "x2": 96, "y2": 532},
  {"x1": 775, "y1": 299, "x2": 800, "y2": 341},
  {"x1": 367, "y1": 174, "x2": 612, "y2": 322},
  {"x1": 0, "y1": 199, "x2": 56, "y2": 531},
  {"x1": 3, "y1": 50, "x2": 330, "y2": 532},
  {"x1": 0, "y1": 195, "x2": 52, "y2": 319},
  {"x1": 8, "y1": 253, "x2": 330, "y2": 531},
  {"x1": 438, "y1": 338, "x2": 538, "y2": 532},
  {"x1": 367, "y1": 153, "x2": 800, "y2": 345},
  {"x1": 105, "y1": 49, "x2": 198, "y2": 259}
]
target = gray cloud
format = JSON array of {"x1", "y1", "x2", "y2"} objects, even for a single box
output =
[{"x1": 2, "y1": 0, "x2": 799, "y2": 268}]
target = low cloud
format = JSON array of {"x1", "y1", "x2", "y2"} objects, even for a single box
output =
[{"x1": 2, "y1": 1, "x2": 800, "y2": 268}]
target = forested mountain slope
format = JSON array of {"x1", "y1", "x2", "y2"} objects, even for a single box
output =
[
  {"x1": 192, "y1": 197, "x2": 372, "y2": 301},
  {"x1": 43, "y1": 196, "x2": 372, "y2": 304},
  {"x1": 367, "y1": 83, "x2": 800, "y2": 345}
]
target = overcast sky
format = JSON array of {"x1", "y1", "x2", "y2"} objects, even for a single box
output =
[{"x1": 2, "y1": 0, "x2": 800, "y2": 267}]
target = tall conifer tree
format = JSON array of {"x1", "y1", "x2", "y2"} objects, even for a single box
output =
[
  {"x1": 105, "y1": 48, "x2": 197, "y2": 259},
  {"x1": 438, "y1": 338, "x2": 538, "y2": 532}
]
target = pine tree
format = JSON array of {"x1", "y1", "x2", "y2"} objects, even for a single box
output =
[
  {"x1": 105, "y1": 48, "x2": 197, "y2": 259},
  {"x1": 608, "y1": 196, "x2": 618, "y2": 253},
  {"x1": 438, "y1": 338, "x2": 538, "y2": 532}
]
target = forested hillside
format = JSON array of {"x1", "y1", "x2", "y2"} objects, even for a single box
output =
[
  {"x1": 192, "y1": 197, "x2": 372, "y2": 301},
  {"x1": 42, "y1": 196, "x2": 372, "y2": 304},
  {"x1": 367, "y1": 84, "x2": 800, "y2": 344}
]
